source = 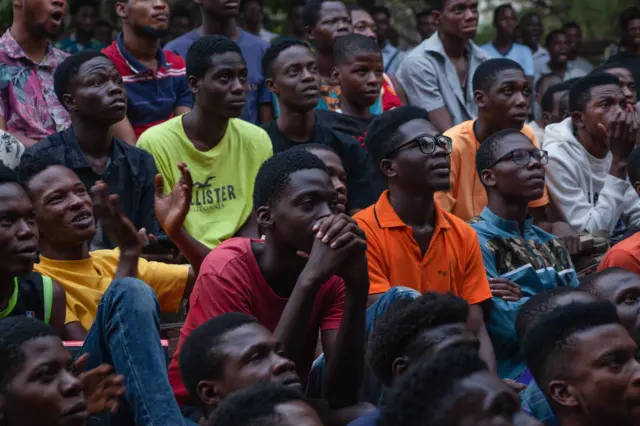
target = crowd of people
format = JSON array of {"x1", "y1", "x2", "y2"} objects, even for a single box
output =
[{"x1": 1, "y1": 0, "x2": 640, "y2": 424}]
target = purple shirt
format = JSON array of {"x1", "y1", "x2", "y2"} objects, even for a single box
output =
[{"x1": 0, "y1": 30, "x2": 70, "y2": 142}]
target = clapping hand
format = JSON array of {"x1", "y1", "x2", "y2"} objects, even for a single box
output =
[
  {"x1": 73, "y1": 354, "x2": 125, "y2": 415},
  {"x1": 154, "y1": 163, "x2": 193, "y2": 238}
]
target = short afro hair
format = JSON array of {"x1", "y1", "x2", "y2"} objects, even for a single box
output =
[
  {"x1": 186, "y1": 35, "x2": 243, "y2": 80},
  {"x1": 620, "y1": 7, "x2": 640, "y2": 33},
  {"x1": 210, "y1": 383, "x2": 311, "y2": 426},
  {"x1": 563, "y1": 21, "x2": 581, "y2": 32},
  {"x1": 472, "y1": 58, "x2": 524, "y2": 93},
  {"x1": 379, "y1": 345, "x2": 487, "y2": 426},
  {"x1": 364, "y1": 105, "x2": 429, "y2": 167},
  {"x1": 544, "y1": 29, "x2": 565, "y2": 48},
  {"x1": 70, "y1": 0, "x2": 98, "y2": 16},
  {"x1": 179, "y1": 313, "x2": 258, "y2": 409},
  {"x1": 289, "y1": 143, "x2": 338, "y2": 157},
  {"x1": 514, "y1": 287, "x2": 590, "y2": 344},
  {"x1": 262, "y1": 37, "x2": 311, "y2": 79},
  {"x1": 0, "y1": 317, "x2": 59, "y2": 391},
  {"x1": 569, "y1": 72, "x2": 621, "y2": 113},
  {"x1": 302, "y1": 0, "x2": 335, "y2": 29},
  {"x1": 595, "y1": 62, "x2": 634, "y2": 77},
  {"x1": 252, "y1": 149, "x2": 328, "y2": 210},
  {"x1": 629, "y1": 147, "x2": 640, "y2": 184},
  {"x1": 493, "y1": 4, "x2": 514, "y2": 26},
  {"x1": 475, "y1": 128, "x2": 529, "y2": 178},
  {"x1": 578, "y1": 267, "x2": 640, "y2": 298},
  {"x1": 170, "y1": 6, "x2": 193, "y2": 24},
  {"x1": 540, "y1": 81, "x2": 571, "y2": 114},
  {"x1": 416, "y1": 8, "x2": 433, "y2": 21},
  {"x1": 0, "y1": 162, "x2": 23, "y2": 188},
  {"x1": 53, "y1": 51, "x2": 110, "y2": 107},
  {"x1": 370, "y1": 5, "x2": 390, "y2": 18},
  {"x1": 535, "y1": 72, "x2": 562, "y2": 94},
  {"x1": 367, "y1": 292, "x2": 469, "y2": 386},
  {"x1": 333, "y1": 33, "x2": 381, "y2": 66},
  {"x1": 522, "y1": 301, "x2": 622, "y2": 396},
  {"x1": 16, "y1": 153, "x2": 68, "y2": 189}
]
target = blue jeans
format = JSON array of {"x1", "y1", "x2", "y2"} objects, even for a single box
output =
[
  {"x1": 79, "y1": 278, "x2": 191, "y2": 426},
  {"x1": 307, "y1": 286, "x2": 420, "y2": 405}
]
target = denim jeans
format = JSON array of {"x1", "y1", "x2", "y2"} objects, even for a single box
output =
[
  {"x1": 78, "y1": 277, "x2": 191, "y2": 426},
  {"x1": 307, "y1": 286, "x2": 421, "y2": 405}
]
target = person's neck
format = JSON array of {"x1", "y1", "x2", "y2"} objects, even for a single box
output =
[
  {"x1": 626, "y1": 43, "x2": 640, "y2": 56},
  {"x1": 39, "y1": 240, "x2": 90, "y2": 261},
  {"x1": 276, "y1": 106, "x2": 316, "y2": 142},
  {"x1": 473, "y1": 116, "x2": 519, "y2": 143},
  {"x1": 316, "y1": 51, "x2": 334, "y2": 79},
  {"x1": 378, "y1": 37, "x2": 386, "y2": 50},
  {"x1": 182, "y1": 107, "x2": 228, "y2": 150},
  {"x1": 524, "y1": 40, "x2": 538, "y2": 52},
  {"x1": 201, "y1": 13, "x2": 240, "y2": 40},
  {"x1": 75, "y1": 28, "x2": 93, "y2": 44},
  {"x1": 9, "y1": 21, "x2": 49, "y2": 62},
  {"x1": 340, "y1": 98, "x2": 371, "y2": 118},
  {"x1": 122, "y1": 27, "x2": 159, "y2": 62},
  {"x1": 388, "y1": 186, "x2": 436, "y2": 228},
  {"x1": 256, "y1": 238, "x2": 308, "y2": 294},
  {"x1": 548, "y1": 60, "x2": 567, "y2": 74},
  {"x1": 243, "y1": 21, "x2": 261, "y2": 35},
  {"x1": 576, "y1": 127, "x2": 607, "y2": 159},
  {"x1": 0, "y1": 272, "x2": 15, "y2": 311},
  {"x1": 567, "y1": 51, "x2": 578, "y2": 61},
  {"x1": 557, "y1": 411, "x2": 601, "y2": 426},
  {"x1": 486, "y1": 193, "x2": 529, "y2": 232},
  {"x1": 493, "y1": 33, "x2": 513, "y2": 51},
  {"x1": 439, "y1": 31, "x2": 467, "y2": 59},
  {"x1": 71, "y1": 116, "x2": 113, "y2": 158}
]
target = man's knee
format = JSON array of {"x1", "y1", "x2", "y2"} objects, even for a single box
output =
[{"x1": 101, "y1": 277, "x2": 159, "y2": 314}]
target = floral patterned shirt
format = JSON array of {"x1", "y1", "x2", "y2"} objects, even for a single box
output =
[{"x1": 0, "y1": 30, "x2": 71, "y2": 144}]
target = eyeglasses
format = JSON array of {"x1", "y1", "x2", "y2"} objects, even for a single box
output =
[
  {"x1": 385, "y1": 135, "x2": 453, "y2": 158},
  {"x1": 488, "y1": 148, "x2": 549, "y2": 168}
]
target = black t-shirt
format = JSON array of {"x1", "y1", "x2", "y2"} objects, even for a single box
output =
[
  {"x1": 263, "y1": 120, "x2": 376, "y2": 210},
  {"x1": 315, "y1": 110, "x2": 388, "y2": 199},
  {"x1": 608, "y1": 52, "x2": 640, "y2": 99},
  {"x1": 0, "y1": 272, "x2": 49, "y2": 323}
]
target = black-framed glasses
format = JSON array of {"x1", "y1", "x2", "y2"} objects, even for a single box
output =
[
  {"x1": 488, "y1": 149, "x2": 549, "y2": 168},
  {"x1": 385, "y1": 135, "x2": 453, "y2": 158}
]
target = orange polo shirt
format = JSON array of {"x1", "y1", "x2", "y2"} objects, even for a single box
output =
[
  {"x1": 434, "y1": 120, "x2": 549, "y2": 221},
  {"x1": 354, "y1": 191, "x2": 492, "y2": 303}
]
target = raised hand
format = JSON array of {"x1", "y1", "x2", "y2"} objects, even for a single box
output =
[
  {"x1": 154, "y1": 162, "x2": 193, "y2": 238},
  {"x1": 600, "y1": 110, "x2": 638, "y2": 160},
  {"x1": 73, "y1": 354, "x2": 125, "y2": 415},
  {"x1": 91, "y1": 181, "x2": 143, "y2": 254}
]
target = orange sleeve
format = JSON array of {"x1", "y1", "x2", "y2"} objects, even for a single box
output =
[
  {"x1": 354, "y1": 216, "x2": 392, "y2": 295},
  {"x1": 459, "y1": 226, "x2": 492, "y2": 304},
  {"x1": 598, "y1": 248, "x2": 640, "y2": 274}
]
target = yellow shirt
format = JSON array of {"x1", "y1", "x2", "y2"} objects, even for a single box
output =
[
  {"x1": 435, "y1": 120, "x2": 549, "y2": 221},
  {"x1": 138, "y1": 116, "x2": 273, "y2": 248},
  {"x1": 34, "y1": 250, "x2": 190, "y2": 330}
]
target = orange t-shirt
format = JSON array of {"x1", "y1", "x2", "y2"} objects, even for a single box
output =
[
  {"x1": 598, "y1": 232, "x2": 640, "y2": 274},
  {"x1": 435, "y1": 120, "x2": 550, "y2": 221},
  {"x1": 354, "y1": 191, "x2": 492, "y2": 303}
]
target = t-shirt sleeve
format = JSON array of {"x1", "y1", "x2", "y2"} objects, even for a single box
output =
[
  {"x1": 137, "y1": 258, "x2": 189, "y2": 312},
  {"x1": 460, "y1": 226, "x2": 492, "y2": 304},
  {"x1": 188, "y1": 271, "x2": 253, "y2": 326},
  {"x1": 354, "y1": 216, "x2": 392, "y2": 295},
  {"x1": 397, "y1": 56, "x2": 444, "y2": 112},
  {"x1": 320, "y1": 278, "x2": 345, "y2": 331},
  {"x1": 65, "y1": 306, "x2": 80, "y2": 325},
  {"x1": 598, "y1": 248, "x2": 640, "y2": 274},
  {"x1": 522, "y1": 47, "x2": 535, "y2": 77}
]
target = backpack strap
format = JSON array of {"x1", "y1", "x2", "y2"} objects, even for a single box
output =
[{"x1": 42, "y1": 276, "x2": 53, "y2": 324}]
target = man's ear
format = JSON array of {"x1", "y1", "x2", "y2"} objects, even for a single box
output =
[
  {"x1": 548, "y1": 380, "x2": 579, "y2": 409},
  {"x1": 265, "y1": 77, "x2": 276, "y2": 94},
  {"x1": 634, "y1": 181, "x2": 640, "y2": 197},
  {"x1": 541, "y1": 111, "x2": 551, "y2": 125},
  {"x1": 431, "y1": 10, "x2": 442, "y2": 26},
  {"x1": 196, "y1": 380, "x2": 222, "y2": 415},
  {"x1": 331, "y1": 66, "x2": 340, "y2": 82},
  {"x1": 474, "y1": 89, "x2": 487, "y2": 108},
  {"x1": 188, "y1": 76, "x2": 200, "y2": 95},
  {"x1": 380, "y1": 158, "x2": 398, "y2": 178},
  {"x1": 62, "y1": 93, "x2": 76, "y2": 113},
  {"x1": 115, "y1": 1, "x2": 127, "y2": 19},
  {"x1": 391, "y1": 356, "x2": 410, "y2": 380},
  {"x1": 480, "y1": 168, "x2": 497, "y2": 188},
  {"x1": 256, "y1": 205, "x2": 274, "y2": 231},
  {"x1": 571, "y1": 111, "x2": 585, "y2": 130},
  {"x1": 306, "y1": 26, "x2": 314, "y2": 43}
]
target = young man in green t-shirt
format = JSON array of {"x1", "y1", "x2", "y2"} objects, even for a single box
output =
[{"x1": 138, "y1": 35, "x2": 273, "y2": 249}]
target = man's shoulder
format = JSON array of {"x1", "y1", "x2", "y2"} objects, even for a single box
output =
[
  {"x1": 441, "y1": 208, "x2": 481, "y2": 242},
  {"x1": 163, "y1": 50, "x2": 187, "y2": 69},
  {"x1": 237, "y1": 29, "x2": 269, "y2": 53},
  {"x1": 164, "y1": 31, "x2": 198, "y2": 57},
  {"x1": 445, "y1": 120, "x2": 475, "y2": 146},
  {"x1": 228, "y1": 118, "x2": 272, "y2": 147},
  {"x1": 137, "y1": 116, "x2": 183, "y2": 148},
  {"x1": 201, "y1": 237, "x2": 257, "y2": 278}
]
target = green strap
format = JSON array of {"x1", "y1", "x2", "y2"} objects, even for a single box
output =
[
  {"x1": 0, "y1": 279, "x2": 19, "y2": 319},
  {"x1": 42, "y1": 276, "x2": 53, "y2": 324}
]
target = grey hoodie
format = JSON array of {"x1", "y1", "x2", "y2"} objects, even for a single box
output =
[{"x1": 543, "y1": 117, "x2": 640, "y2": 235}]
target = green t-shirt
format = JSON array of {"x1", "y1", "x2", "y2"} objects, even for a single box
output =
[{"x1": 138, "y1": 116, "x2": 273, "y2": 248}]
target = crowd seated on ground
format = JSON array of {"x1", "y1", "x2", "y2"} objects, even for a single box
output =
[{"x1": 1, "y1": 0, "x2": 640, "y2": 425}]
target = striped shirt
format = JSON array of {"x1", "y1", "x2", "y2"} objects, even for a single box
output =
[{"x1": 103, "y1": 33, "x2": 192, "y2": 138}]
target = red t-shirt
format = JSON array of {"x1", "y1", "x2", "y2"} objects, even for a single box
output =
[{"x1": 168, "y1": 237, "x2": 346, "y2": 405}]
